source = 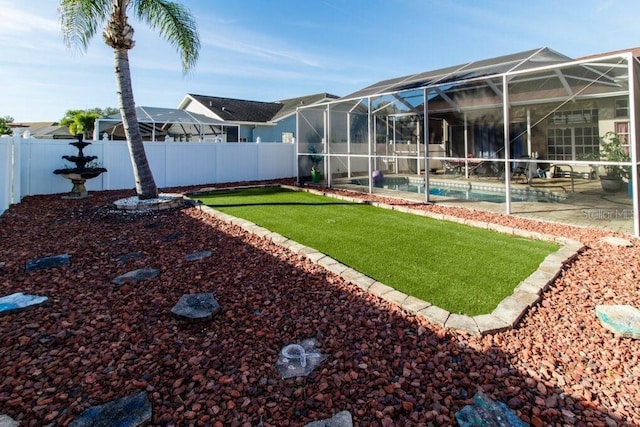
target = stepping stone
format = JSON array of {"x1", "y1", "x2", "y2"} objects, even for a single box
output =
[
  {"x1": 112, "y1": 268, "x2": 159, "y2": 285},
  {"x1": 600, "y1": 236, "x2": 633, "y2": 247},
  {"x1": 456, "y1": 391, "x2": 528, "y2": 427},
  {"x1": 161, "y1": 233, "x2": 182, "y2": 241},
  {"x1": 304, "y1": 411, "x2": 353, "y2": 427},
  {"x1": 25, "y1": 254, "x2": 70, "y2": 272},
  {"x1": 171, "y1": 293, "x2": 220, "y2": 321},
  {"x1": 0, "y1": 292, "x2": 48, "y2": 314},
  {"x1": 0, "y1": 414, "x2": 19, "y2": 427},
  {"x1": 596, "y1": 305, "x2": 640, "y2": 339},
  {"x1": 118, "y1": 252, "x2": 142, "y2": 264},
  {"x1": 184, "y1": 250, "x2": 212, "y2": 261},
  {"x1": 69, "y1": 391, "x2": 152, "y2": 427}
]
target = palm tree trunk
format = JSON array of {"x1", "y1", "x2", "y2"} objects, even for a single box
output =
[{"x1": 114, "y1": 48, "x2": 158, "y2": 199}]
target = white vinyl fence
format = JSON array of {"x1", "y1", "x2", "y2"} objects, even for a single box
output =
[{"x1": 1, "y1": 132, "x2": 295, "y2": 215}]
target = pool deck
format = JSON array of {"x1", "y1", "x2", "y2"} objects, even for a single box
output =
[{"x1": 333, "y1": 173, "x2": 636, "y2": 236}]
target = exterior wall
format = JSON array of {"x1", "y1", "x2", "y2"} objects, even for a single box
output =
[{"x1": 1, "y1": 136, "x2": 295, "y2": 215}]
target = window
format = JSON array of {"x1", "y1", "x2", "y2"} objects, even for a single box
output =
[
  {"x1": 547, "y1": 108, "x2": 599, "y2": 161},
  {"x1": 615, "y1": 99, "x2": 628, "y2": 118},
  {"x1": 615, "y1": 122, "x2": 629, "y2": 151},
  {"x1": 282, "y1": 132, "x2": 294, "y2": 143}
]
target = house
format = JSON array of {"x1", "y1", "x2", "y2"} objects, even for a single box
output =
[
  {"x1": 178, "y1": 93, "x2": 338, "y2": 142},
  {"x1": 11, "y1": 122, "x2": 73, "y2": 139}
]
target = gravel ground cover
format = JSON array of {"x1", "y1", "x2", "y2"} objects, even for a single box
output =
[{"x1": 0, "y1": 181, "x2": 639, "y2": 426}]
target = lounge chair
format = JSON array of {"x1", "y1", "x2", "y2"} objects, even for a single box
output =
[{"x1": 442, "y1": 160, "x2": 462, "y2": 175}]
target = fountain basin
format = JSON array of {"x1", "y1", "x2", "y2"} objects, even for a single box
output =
[{"x1": 55, "y1": 168, "x2": 107, "y2": 181}]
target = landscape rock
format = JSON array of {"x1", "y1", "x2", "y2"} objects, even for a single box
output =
[
  {"x1": 184, "y1": 250, "x2": 212, "y2": 261},
  {"x1": 0, "y1": 414, "x2": 19, "y2": 427},
  {"x1": 111, "y1": 268, "x2": 159, "y2": 285},
  {"x1": 171, "y1": 293, "x2": 220, "y2": 320},
  {"x1": 69, "y1": 391, "x2": 151, "y2": 427},
  {"x1": 0, "y1": 292, "x2": 48, "y2": 314},
  {"x1": 455, "y1": 391, "x2": 528, "y2": 426},
  {"x1": 25, "y1": 254, "x2": 70, "y2": 271},
  {"x1": 304, "y1": 410, "x2": 353, "y2": 427},
  {"x1": 595, "y1": 304, "x2": 640, "y2": 339}
]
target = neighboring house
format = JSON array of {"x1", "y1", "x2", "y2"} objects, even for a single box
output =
[
  {"x1": 12, "y1": 122, "x2": 74, "y2": 139},
  {"x1": 93, "y1": 106, "x2": 235, "y2": 142},
  {"x1": 178, "y1": 93, "x2": 339, "y2": 142}
]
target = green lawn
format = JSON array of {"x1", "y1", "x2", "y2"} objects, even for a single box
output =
[{"x1": 196, "y1": 187, "x2": 559, "y2": 316}]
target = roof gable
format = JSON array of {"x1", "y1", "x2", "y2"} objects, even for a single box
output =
[
  {"x1": 272, "y1": 93, "x2": 340, "y2": 121},
  {"x1": 187, "y1": 94, "x2": 283, "y2": 123}
]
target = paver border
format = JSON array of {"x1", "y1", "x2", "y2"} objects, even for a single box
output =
[{"x1": 189, "y1": 184, "x2": 585, "y2": 335}]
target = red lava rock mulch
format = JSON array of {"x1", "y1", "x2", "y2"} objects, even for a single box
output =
[{"x1": 1, "y1": 182, "x2": 639, "y2": 426}]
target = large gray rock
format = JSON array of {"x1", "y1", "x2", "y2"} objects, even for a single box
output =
[
  {"x1": 0, "y1": 414, "x2": 19, "y2": 427},
  {"x1": 304, "y1": 411, "x2": 353, "y2": 427},
  {"x1": 596, "y1": 305, "x2": 640, "y2": 339},
  {"x1": 171, "y1": 293, "x2": 220, "y2": 321},
  {"x1": 455, "y1": 391, "x2": 528, "y2": 426},
  {"x1": 0, "y1": 292, "x2": 48, "y2": 314},
  {"x1": 69, "y1": 391, "x2": 152, "y2": 427},
  {"x1": 184, "y1": 250, "x2": 212, "y2": 261},
  {"x1": 112, "y1": 269, "x2": 159, "y2": 285},
  {"x1": 25, "y1": 254, "x2": 70, "y2": 272}
]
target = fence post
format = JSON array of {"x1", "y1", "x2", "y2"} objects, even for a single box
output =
[
  {"x1": 0, "y1": 137, "x2": 9, "y2": 213},
  {"x1": 10, "y1": 128, "x2": 23, "y2": 205}
]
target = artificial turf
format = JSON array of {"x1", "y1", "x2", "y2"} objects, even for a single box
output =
[{"x1": 196, "y1": 186, "x2": 559, "y2": 316}]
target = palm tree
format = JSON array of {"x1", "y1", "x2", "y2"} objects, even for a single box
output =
[{"x1": 59, "y1": 0, "x2": 200, "y2": 199}]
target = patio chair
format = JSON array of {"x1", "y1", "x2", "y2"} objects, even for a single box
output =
[
  {"x1": 470, "y1": 160, "x2": 501, "y2": 178},
  {"x1": 442, "y1": 160, "x2": 462, "y2": 175},
  {"x1": 511, "y1": 156, "x2": 532, "y2": 183}
]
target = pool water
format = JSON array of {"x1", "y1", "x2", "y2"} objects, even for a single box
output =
[{"x1": 351, "y1": 178, "x2": 563, "y2": 204}]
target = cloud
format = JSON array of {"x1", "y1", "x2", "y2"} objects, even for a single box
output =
[
  {"x1": 199, "y1": 27, "x2": 322, "y2": 68},
  {"x1": 0, "y1": 1, "x2": 59, "y2": 35}
]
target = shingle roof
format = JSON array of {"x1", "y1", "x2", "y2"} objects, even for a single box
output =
[
  {"x1": 17, "y1": 122, "x2": 73, "y2": 139},
  {"x1": 272, "y1": 93, "x2": 339, "y2": 121},
  {"x1": 187, "y1": 94, "x2": 284, "y2": 123},
  {"x1": 186, "y1": 93, "x2": 340, "y2": 123}
]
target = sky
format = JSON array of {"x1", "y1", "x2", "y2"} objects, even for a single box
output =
[{"x1": 1, "y1": 0, "x2": 639, "y2": 123}]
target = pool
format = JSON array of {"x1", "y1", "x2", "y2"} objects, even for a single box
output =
[{"x1": 350, "y1": 177, "x2": 564, "y2": 204}]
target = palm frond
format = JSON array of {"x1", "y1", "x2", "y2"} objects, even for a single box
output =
[
  {"x1": 134, "y1": 0, "x2": 200, "y2": 73},
  {"x1": 58, "y1": 0, "x2": 111, "y2": 51}
]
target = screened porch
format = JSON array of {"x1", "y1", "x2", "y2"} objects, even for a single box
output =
[{"x1": 295, "y1": 48, "x2": 640, "y2": 236}]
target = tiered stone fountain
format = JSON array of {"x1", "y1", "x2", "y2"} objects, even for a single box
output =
[{"x1": 54, "y1": 135, "x2": 107, "y2": 198}]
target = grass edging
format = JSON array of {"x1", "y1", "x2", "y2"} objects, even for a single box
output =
[{"x1": 189, "y1": 184, "x2": 584, "y2": 335}]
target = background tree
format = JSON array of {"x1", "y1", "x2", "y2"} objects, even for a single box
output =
[
  {"x1": 60, "y1": 109, "x2": 101, "y2": 139},
  {"x1": 60, "y1": 108, "x2": 118, "y2": 139},
  {"x1": 0, "y1": 116, "x2": 14, "y2": 135},
  {"x1": 59, "y1": 0, "x2": 200, "y2": 199}
]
